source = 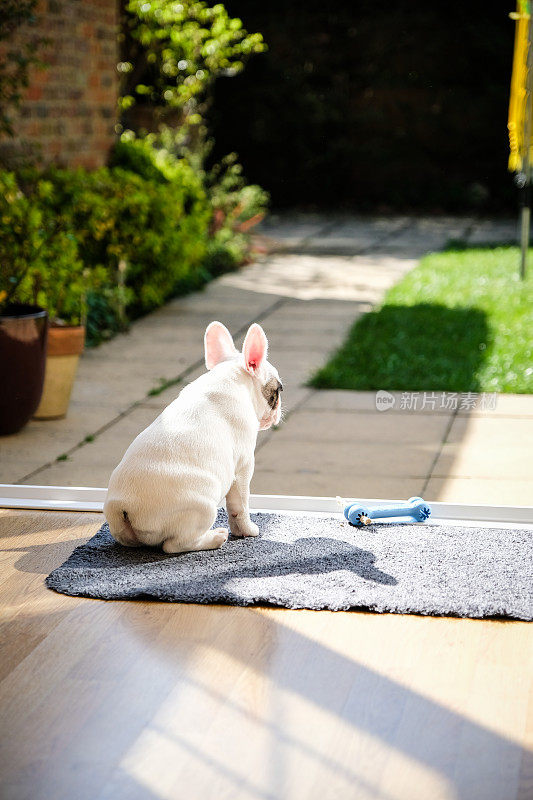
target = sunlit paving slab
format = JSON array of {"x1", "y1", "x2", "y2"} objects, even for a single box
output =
[
  {"x1": 305, "y1": 390, "x2": 457, "y2": 414},
  {"x1": 77, "y1": 353, "x2": 195, "y2": 392},
  {"x1": 269, "y1": 357, "x2": 332, "y2": 388},
  {"x1": 255, "y1": 439, "x2": 437, "y2": 480},
  {"x1": 268, "y1": 409, "x2": 452, "y2": 444},
  {"x1": 17, "y1": 406, "x2": 161, "y2": 488},
  {"x1": 0, "y1": 405, "x2": 120, "y2": 464},
  {"x1": 434, "y1": 417, "x2": 533, "y2": 481},
  {"x1": 258, "y1": 214, "x2": 480, "y2": 257},
  {"x1": 446, "y1": 414, "x2": 533, "y2": 444},
  {"x1": 17, "y1": 460, "x2": 117, "y2": 488},
  {"x1": 455, "y1": 393, "x2": 533, "y2": 417},
  {"x1": 434, "y1": 443, "x2": 533, "y2": 481},
  {"x1": 294, "y1": 223, "x2": 408, "y2": 253},
  {"x1": 258, "y1": 212, "x2": 335, "y2": 236},
  {"x1": 220, "y1": 253, "x2": 417, "y2": 302},
  {"x1": 251, "y1": 470, "x2": 424, "y2": 499},
  {"x1": 0, "y1": 459, "x2": 49, "y2": 485},
  {"x1": 425, "y1": 477, "x2": 533, "y2": 506}
]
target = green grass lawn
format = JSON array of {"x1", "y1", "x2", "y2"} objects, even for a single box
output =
[{"x1": 310, "y1": 245, "x2": 533, "y2": 393}]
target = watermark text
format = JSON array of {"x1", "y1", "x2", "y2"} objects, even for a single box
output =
[{"x1": 375, "y1": 391, "x2": 497, "y2": 412}]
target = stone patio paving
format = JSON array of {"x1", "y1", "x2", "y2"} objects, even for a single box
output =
[{"x1": 2, "y1": 213, "x2": 532, "y2": 506}]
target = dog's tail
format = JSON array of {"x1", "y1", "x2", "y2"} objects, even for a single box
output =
[{"x1": 104, "y1": 498, "x2": 139, "y2": 546}]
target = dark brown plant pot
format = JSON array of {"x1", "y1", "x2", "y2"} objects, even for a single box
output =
[{"x1": 0, "y1": 304, "x2": 48, "y2": 435}]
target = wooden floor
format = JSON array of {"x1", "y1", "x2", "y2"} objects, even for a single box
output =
[{"x1": 0, "y1": 509, "x2": 532, "y2": 800}]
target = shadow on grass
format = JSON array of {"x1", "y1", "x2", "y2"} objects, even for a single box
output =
[
  {"x1": 445, "y1": 238, "x2": 516, "y2": 251},
  {"x1": 310, "y1": 303, "x2": 489, "y2": 392}
]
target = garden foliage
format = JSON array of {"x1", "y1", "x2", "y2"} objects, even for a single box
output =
[
  {"x1": 0, "y1": 135, "x2": 268, "y2": 342},
  {"x1": 38, "y1": 160, "x2": 211, "y2": 318},
  {"x1": 0, "y1": 171, "x2": 86, "y2": 326},
  {"x1": 119, "y1": 0, "x2": 265, "y2": 127},
  {"x1": 0, "y1": 0, "x2": 268, "y2": 343}
]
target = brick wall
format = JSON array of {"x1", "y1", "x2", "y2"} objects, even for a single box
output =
[{"x1": 1, "y1": 0, "x2": 119, "y2": 169}]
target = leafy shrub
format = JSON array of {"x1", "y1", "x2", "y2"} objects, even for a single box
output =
[
  {"x1": 1, "y1": 130, "x2": 268, "y2": 343},
  {"x1": 110, "y1": 130, "x2": 198, "y2": 186},
  {"x1": 110, "y1": 133, "x2": 170, "y2": 184},
  {"x1": 33, "y1": 163, "x2": 212, "y2": 318},
  {"x1": 111, "y1": 0, "x2": 269, "y2": 310},
  {"x1": 0, "y1": 171, "x2": 87, "y2": 326},
  {"x1": 85, "y1": 285, "x2": 128, "y2": 346},
  {"x1": 0, "y1": 161, "x2": 213, "y2": 338},
  {"x1": 0, "y1": 171, "x2": 43, "y2": 306},
  {"x1": 207, "y1": 152, "x2": 268, "y2": 223},
  {"x1": 27, "y1": 229, "x2": 86, "y2": 326},
  {"x1": 111, "y1": 130, "x2": 269, "y2": 276},
  {"x1": 204, "y1": 226, "x2": 247, "y2": 277}
]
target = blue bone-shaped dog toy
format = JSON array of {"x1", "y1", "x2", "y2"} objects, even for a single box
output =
[{"x1": 344, "y1": 496, "x2": 432, "y2": 527}]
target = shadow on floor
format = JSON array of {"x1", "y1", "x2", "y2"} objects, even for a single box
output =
[{"x1": 122, "y1": 604, "x2": 530, "y2": 800}]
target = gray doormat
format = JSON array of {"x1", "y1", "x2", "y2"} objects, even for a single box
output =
[{"x1": 45, "y1": 510, "x2": 533, "y2": 619}]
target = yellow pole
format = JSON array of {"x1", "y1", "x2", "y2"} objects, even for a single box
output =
[
  {"x1": 508, "y1": 1, "x2": 532, "y2": 278},
  {"x1": 520, "y1": 4, "x2": 532, "y2": 279}
]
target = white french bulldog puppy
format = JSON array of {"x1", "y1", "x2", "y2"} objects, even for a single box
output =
[{"x1": 104, "y1": 321, "x2": 282, "y2": 554}]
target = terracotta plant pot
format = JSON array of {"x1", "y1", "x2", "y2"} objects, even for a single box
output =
[
  {"x1": 0, "y1": 304, "x2": 48, "y2": 435},
  {"x1": 34, "y1": 325, "x2": 85, "y2": 420}
]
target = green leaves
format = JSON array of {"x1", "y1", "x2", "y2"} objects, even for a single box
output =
[
  {"x1": 121, "y1": 0, "x2": 266, "y2": 122},
  {"x1": 0, "y1": 171, "x2": 86, "y2": 324},
  {"x1": 0, "y1": 161, "x2": 212, "y2": 332}
]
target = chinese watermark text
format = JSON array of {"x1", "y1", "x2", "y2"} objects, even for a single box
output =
[{"x1": 375, "y1": 391, "x2": 497, "y2": 412}]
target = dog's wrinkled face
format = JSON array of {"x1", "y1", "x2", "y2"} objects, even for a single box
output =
[
  {"x1": 204, "y1": 320, "x2": 282, "y2": 430},
  {"x1": 259, "y1": 373, "x2": 283, "y2": 430}
]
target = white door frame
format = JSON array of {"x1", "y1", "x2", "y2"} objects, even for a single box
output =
[{"x1": 1, "y1": 484, "x2": 532, "y2": 529}]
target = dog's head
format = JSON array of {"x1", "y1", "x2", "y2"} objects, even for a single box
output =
[{"x1": 204, "y1": 321, "x2": 282, "y2": 430}]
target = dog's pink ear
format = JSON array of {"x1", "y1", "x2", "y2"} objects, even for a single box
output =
[
  {"x1": 242, "y1": 323, "x2": 268, "y2": 375},
  {"x1": 204, "y1": 322, "x2": 236, "y2": 370}
]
